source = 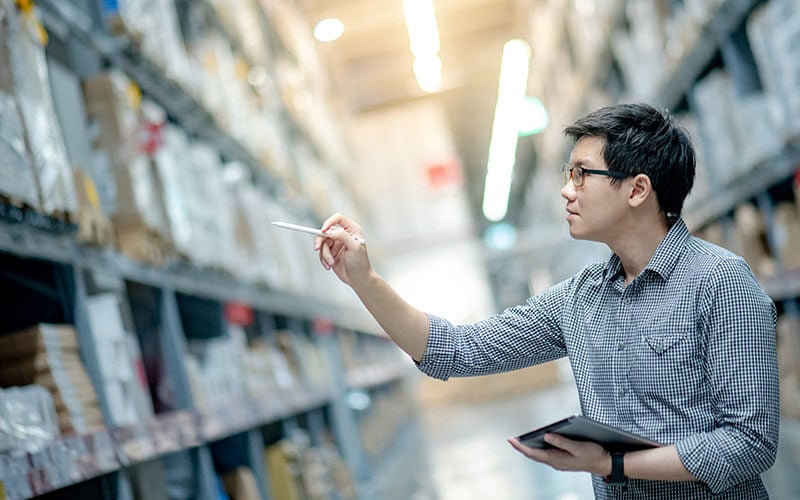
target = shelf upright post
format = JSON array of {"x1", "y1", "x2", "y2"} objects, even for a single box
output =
[
  {"x1": 246, "y1": 428, "x2": 272, "y2": 500},
  {"x1": 160, "y1": 287, "x2": 218, "y2": 500},
  {"x1": 159, "y1": 288, "x2": 196, "y2": 409},
  {"x1": 313, "y1": 320, "x2": 372, "y2": 500},
  {"x1": 68, "y1": 264, "x2": 139, "y2": 500}
]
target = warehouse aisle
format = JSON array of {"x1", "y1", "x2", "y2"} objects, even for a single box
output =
[
  {"x1": 418, "y1": 381, "x2": 800, "y2": 500},
  {"x1": 418, "y1": 381, "x2": 593, "y2": 500}
]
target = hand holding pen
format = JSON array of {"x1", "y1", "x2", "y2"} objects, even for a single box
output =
[{"x1": 272, "y1": 214, "x2": 370, "y2": 286}]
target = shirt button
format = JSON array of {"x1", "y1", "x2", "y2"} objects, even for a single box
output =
[
  {"x1": 617, "y1": 342, "x2": 625, "y2": 351},
  {"x1": 618, "y1": 389, "x2": 626, "y2": 398}
]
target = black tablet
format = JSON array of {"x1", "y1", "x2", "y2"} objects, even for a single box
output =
[{"x1": 516, "y1": 415, "x2": 663, "y2": 452}]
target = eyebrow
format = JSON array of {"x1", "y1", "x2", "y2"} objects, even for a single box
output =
[{"x1": 570, "y1": 159, "x2": 591, "y2": 168}]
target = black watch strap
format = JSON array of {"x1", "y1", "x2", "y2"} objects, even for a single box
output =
[{"x1": 609, "y1": 451, "x2": 626, "y2": 484}]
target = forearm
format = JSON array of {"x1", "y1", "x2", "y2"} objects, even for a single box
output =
[
  {"x1": 623, "y1": 445, "x2": 697, "y2": 482},
  {"x1": 351, "y1": 269, "x2": 430, "y2": 361}
]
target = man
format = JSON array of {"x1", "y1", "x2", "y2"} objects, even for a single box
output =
[{"x1": 314, "y1": 103, "x2": 778, "y2": 499}]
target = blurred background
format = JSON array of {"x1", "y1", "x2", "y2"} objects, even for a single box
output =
[{"x1": 0, "y1": 0, "x2": 799, "y2": 499}]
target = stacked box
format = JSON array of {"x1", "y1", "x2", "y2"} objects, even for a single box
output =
[
  {"x1": 772, "y1": 202, "x2": 800, "y2": 271},
  {"x1": 733, "y1": 204, "x2": 776, "y2": 279},
  {"x1": 85, "y1": 294, "x2": 152, "y2": 427},
  {"x1": 611, "y1": 0, "x2": 669, "y2": 98},
  {"x1": 691, "y1": 70, "x2": 744, "y2": 184},
  {"x1": 103, "y1": 0, "x2": 192, "y2": 90},
  {"x1": 777, "y1": 315, "x2": 800, "y2": 418},
  {"x1": 728, "y1": 93, "x2": 784, "y2": 175},
  {"x1": 221, "y1": 467, "x2": 261, "y2": 500},
  {"x1": 0, "y1": 325, "x2": 104, "y2": 435},
  {"x1": 747, "y1": 1, "x2": 800, "y2": 141},
  {"x1": 265, "y1": 440, "x2": 305, "y2": 500},
  {"x1": 83, "y1": 75, "x2": 172, "y2": 263},
  {"x1": 2, "y1": 0, "x2": 76, "y2": 214}
]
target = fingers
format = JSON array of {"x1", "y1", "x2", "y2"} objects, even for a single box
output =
[
  {"x1": 314, "y1": 213, "x2": 363, "y2": 251},
  {"x1": 321, "y1": 212, "x2": 362, "y2": 234},
  {"x1": 319, "y1": 240, "x2": 334, "y2": 270},
  {"x1": 507, "y1": 438, "x2": 551, "y2": 462}
]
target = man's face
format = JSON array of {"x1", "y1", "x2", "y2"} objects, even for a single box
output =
[{"x1": 560, "y1": 136, "x2": 629, "y2": 243}]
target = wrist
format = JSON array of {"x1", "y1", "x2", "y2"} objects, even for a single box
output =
[
  {"x1": 606, "y1": 451, "x2": 626, "y2": 485},
  {"x1": 350, "y1": 268, "x2": 380, "y2": 291},
  {"x1": 598, "y1": 450, "x2": 612, "y2": 476}
]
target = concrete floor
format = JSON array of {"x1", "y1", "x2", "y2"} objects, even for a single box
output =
[{"x1": 416, "y1": 381, "x2": 800, "y2": 500}]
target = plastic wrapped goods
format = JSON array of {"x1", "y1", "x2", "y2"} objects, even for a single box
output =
[
  {"x1": 0, "y1": 4, "x2": 41, "y2": 206},
  {"x1": 3, "y1": 0, "x2": 76, "y2": 214}
]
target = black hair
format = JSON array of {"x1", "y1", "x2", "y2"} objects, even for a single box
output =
[{"x1": 563, "y1": 103, "x2": 695, "y2": 223}]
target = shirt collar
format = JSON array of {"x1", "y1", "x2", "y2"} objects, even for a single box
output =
[{"x1": 603, "y1": 218, "x2": 690, "y2": 282}]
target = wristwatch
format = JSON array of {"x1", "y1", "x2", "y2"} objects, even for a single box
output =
[{"x1": 608, "y1": 451, "x2": 626, "y2": 485}]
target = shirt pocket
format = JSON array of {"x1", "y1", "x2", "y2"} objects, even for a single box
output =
[
  {"x1": 630, "y1": 323, "x2": 703, "y2": 399},
  {"x1": 643, "y1": 330, "x2": 687, "y2": 355}
]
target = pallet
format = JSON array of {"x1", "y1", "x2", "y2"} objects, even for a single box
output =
[{"x1": 0, "y1": 194, "x2": 75, "y2": 233}]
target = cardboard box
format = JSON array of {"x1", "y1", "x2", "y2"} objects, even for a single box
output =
[
  {"x1": 221, "y1": 467, "x2": 261, "y2": 500},
  {"x1": 0, "y1": 324, "x2": 79, "y2": 362},
  {"x1": 777, "y1": 315, "x2": 800, "y2": 419}
]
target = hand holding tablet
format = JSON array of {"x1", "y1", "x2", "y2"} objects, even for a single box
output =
[{"x1": 516, "y1": 415, "x2": 663, "y2": 452}]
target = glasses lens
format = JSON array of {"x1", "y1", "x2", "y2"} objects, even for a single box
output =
[
  {"x1": 573, "y1": 167, "x2": 583, "y2": 187},
  {"x1": 562, "y1": 164, "x2": 570, "y2": 185}
]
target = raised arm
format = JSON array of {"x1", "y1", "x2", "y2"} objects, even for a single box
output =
[{"x1": 313, "y1": 213, "x2": 430, "y2": 361}]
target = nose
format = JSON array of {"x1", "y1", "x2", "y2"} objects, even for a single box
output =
[{"x1": 561, "y1": 179, "x2": 576, "y2": 201}]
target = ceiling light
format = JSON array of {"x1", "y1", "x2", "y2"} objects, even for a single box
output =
[
  {"x1": 313, "y1": 18, "x2": 345, "y2": 42},
  {"x1": 403, "y1": 0, "x2": 442, "y2": 93},
  {"x1": 247, "y1": 65, "x2": 268, "y2": 87},
  {"x1": 482, "y1": 39, "x2": 531, "y2": 222},
  {"x1": 403, "y1": 0, "x2": 440, "y2": 56},
  {"x1": 413, "y1": 54, "x2": 443, "y2": 93}
]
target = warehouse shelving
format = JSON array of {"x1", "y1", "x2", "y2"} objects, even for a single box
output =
[
  {"x1": 655, "y1": 0, "x2": 763, "y2": 111},
  {"x1": 0, "y1": 1, "x2": 420, "y2": 499}
]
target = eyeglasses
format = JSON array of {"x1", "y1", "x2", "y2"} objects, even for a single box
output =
[{"x1": 561, "y1": 163, "x2": 631, "y2": 187}]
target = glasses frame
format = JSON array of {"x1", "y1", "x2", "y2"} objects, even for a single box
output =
[{"x1": 561, "y1": 163, "x2": 631, "y2": 187}]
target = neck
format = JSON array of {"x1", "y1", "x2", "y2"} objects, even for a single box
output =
[{"x1": 608, "y1": 215, "x2": 669, "y2": 284}]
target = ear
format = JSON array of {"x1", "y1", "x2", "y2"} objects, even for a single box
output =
[{"x1": 627, "y1": 174, "x2": 652, "y2": 208}]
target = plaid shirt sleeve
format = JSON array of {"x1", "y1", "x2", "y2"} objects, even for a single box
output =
[
  {"x1": 674, "y1": 257, "x2": 779, "y2": 494},
  {"x1": 416, "y1": 276, "x2": 571, "y2": 381}
]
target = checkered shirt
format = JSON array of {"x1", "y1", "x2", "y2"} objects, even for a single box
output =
[{"x1": 417, "y1": 219, "x2": 779, "y2": 499}]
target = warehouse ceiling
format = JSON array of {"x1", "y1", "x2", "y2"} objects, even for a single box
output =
[{"x1": 297, "y1": 0, "x2": 533, "y2": 229}]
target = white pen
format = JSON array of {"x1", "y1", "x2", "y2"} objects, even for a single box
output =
[{"x1": 271, "y1": 221, "x2": 366, "y2": 245}]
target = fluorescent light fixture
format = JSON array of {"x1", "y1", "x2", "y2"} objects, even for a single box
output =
[
  {"x1": 482, "y1": 39, "x2": 531, "y2": 222},
  {"x1": 403, "y1": 0, "x2": 442, "y2": 92},
  {"x1": 403, "y1": 0, "x2": 440, "y2": 56},
  {"x1": 413, "y1": 54, "x2": 443, "y2": 93},
  {"x1": 313, "y1": 18, "x2": 345, "y2": 42}
]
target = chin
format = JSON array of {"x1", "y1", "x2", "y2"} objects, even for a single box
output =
[{"x1": 567, "y1": 224, "x2": 595, "y2": 242}]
